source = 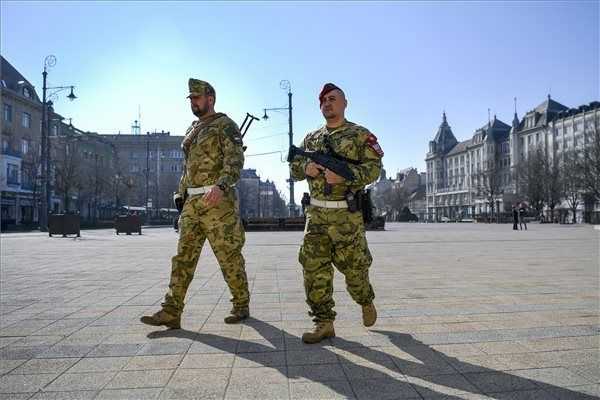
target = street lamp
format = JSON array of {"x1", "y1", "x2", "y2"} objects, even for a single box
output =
[
  {"x1": 39, "y1": 55, "x2": 78, "y2": 231},
  {"x1": 262, "y1": 80, "x2": 296, "y2": 216}
]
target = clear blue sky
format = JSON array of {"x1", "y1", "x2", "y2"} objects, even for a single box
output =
[{"x1": 2, "y1": 1, "x2": 598, "y2": 204}]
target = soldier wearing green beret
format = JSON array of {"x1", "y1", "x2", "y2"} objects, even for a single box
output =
[
  {"x1": 289, "y1": 83, "x2": 383, "y2": 343},
  {"x1": 141, "y1": 78, "x2": 250, "y2": 329}
]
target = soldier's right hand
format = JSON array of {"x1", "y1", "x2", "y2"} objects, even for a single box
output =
[{"x1": 305, "y1": 162, "x2": 324, "y2": 178}]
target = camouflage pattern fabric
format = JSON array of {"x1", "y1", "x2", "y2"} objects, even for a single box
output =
[
  {"x1": 163, "y1": 113, "x2": 249, "y2": 315},
  {"x1": 290, "y1": 120, "x2": 383, "y2": 322},
  {"x1": 187, "y1": 78, "x2": 215, "y2": 98}
]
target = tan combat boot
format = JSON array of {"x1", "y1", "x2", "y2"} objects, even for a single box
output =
[
  {"x1": 140, "y1": 309, "x2": 181, "y2": 329},
  {"x1": 224, "y1": 307, "x2": 250, "y2": 324},
  {"x1": 302, "y1": 321, "x2": 335, "y2": 344},
  {"x1": 362, "y1": 302, "x2": 377, "y2": 327}
]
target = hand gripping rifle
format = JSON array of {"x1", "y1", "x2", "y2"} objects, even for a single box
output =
[{"x1": 287, "y1": 145, "x2": 355, "y2": 195}]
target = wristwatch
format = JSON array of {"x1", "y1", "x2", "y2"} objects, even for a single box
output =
[{"x1": 216, "y1": 182, "x2": 228, "y2": 192}]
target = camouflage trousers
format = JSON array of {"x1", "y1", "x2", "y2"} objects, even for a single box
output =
[
  {"x1": 162, "y1": 193, "x2": 249, "y2": 315},
  {"x1": 299, "y1": 206, "x2": 375, "y2": 322}
]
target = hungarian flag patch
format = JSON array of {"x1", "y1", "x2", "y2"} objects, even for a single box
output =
[{"x1": 366, "y1": 133, "x2": 384, "y2": 157}]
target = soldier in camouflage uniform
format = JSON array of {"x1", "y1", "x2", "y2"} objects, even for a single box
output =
[
  {"x1": 141, "y1": 79, "x2": 250, "y2": 329},
  {"x1": 290, "y1": 83, "x2": 384, "y2": 343}
]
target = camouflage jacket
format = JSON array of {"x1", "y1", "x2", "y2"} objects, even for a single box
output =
[
  {"x1": 178, "y1": 113, "x2": 244, "y2": 196},
  {"x1": 290, "y1": 120, "x2": 383, "y2": 200}
]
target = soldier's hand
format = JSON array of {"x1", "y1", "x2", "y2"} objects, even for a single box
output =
[
  {"x1": 305, "y1": 162, "x2": 324, "y2": 178},
  {"x1": 202, "y1": 186, "x2": 224, "y2": 207},
  {"x1": 324, "y1": 169, "x2": 345, "y2": 184}
]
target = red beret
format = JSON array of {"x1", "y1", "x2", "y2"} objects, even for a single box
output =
[{"x1": 319, "y1": 83, "x2": 344, "y2": 105}]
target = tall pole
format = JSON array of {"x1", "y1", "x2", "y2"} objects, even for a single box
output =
[
  {"x1": 145, "y1": 134, "x2": 150, "y2": 218},
  {"x1": 287, "y1": 88, "x2": 296, "y2": 216},
  {"x1": 40, "y1": 68, "x2": 48, "y2": 231}
]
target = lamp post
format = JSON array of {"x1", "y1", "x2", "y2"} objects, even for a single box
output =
[
  {"x1": 39, "y1": 55, "x2": 77, "y2": 231},
  {"x1": 262, "y1": 80, "x2": 296, "y2": 216}
]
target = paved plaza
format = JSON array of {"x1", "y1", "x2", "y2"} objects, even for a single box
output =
[{"x1": 0, "y1": 222, "x2": 598, "y2": 399}]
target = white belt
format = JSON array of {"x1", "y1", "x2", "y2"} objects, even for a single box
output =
[
  {"x1": 187, "y1": 185, "x2": 214, "y2": 196},
  {"x1": 310, "y1": 198, "x2": 348, "y2": 209}
]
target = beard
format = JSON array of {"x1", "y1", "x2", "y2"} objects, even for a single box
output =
[{"x1": 192, "y1": 104, "x2": 209, "y2": 118}]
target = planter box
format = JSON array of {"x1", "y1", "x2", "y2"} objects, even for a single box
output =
[
  {"x1": 115, "y1": 215, "x2": 142, "y2": 235},
  {"x1": 48, "y1": 214, "x2": 81, "y2": 237}
]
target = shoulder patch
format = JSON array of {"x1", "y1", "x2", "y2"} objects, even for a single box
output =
[
  {"x1": 366, "y1": 133, "x2": 384, "y2": 157},
  {"x1": 223, "y1": 123, "x2": 243, "y2": 145}
]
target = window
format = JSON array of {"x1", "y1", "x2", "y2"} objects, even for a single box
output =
[
  {"x1": 2, "y1": 138, "x2": 9, "y2": 152},
  {"x1": 21, "y1": 112, "x2": 31, "y2": 128},
  {"x1": 21, "y1": 139, "x2": 29, "y2": 154},
  {"x1": 3, "y1": 104, "x2": 12, "y2": 122},
  {"x1": 536, "y1": 133, "x2": 539, "y2": 143},
  {"x1": 130, "y1": 164, "x2": 140, "y2": 173},
  {"x1": 527, "y1": 136, "x2": 532, "y2": 145},
  {"x1": 51, "y1": 125, "x2": 58, "y2": 136},
  {"x1": 23, "y1": 87, "x2": 32, "y2": 99},
  {"x1": 7, "y1": 163, "x2": 19, "y2": 184}
]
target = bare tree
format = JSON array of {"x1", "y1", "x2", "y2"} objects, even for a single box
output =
[
  {"x1": 561, "y1": 148, "x2": 585, "y2": 224},
  {"x1": 20, "y1": 141, "x2": 42, "y2": 221},
  {"x1": 517, "y1": 147, "x2": 546, "y2": 216},
  {"x1": 53, "y1": 138, "x2": 83, "y2": 212},
  {"x1": 543, "y1": 151, "x2": 562, "y2": 223},
  {"x1": 582, "y1": 129, "x2": 600, "y2": 202},
  {"x1": 476, "y1": 160, "x2": 503, "y2": 221}
]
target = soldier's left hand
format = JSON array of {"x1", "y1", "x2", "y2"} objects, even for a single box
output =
[
  {"x1": 202, "y1": 186, "x2": 224, "y2": 207},
  {"x1": 324, "y1": 169, "x2": 345, "y2": 184}
]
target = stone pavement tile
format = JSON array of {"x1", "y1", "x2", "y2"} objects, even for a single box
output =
[
  {"x1": 10, "y1": 358, "x2": 79, "y2": 374},
  {"x1": 229, "y1": 367, "x2": 287, "y2": 384},
  {"x1": 225, "y1": 382, "x2": 289, "y2": 400},
  {"x1": 188, "y1": 338, "x2": 236, "y2": 354},
  {"x1": 0, "y1": 373, "x2": 58, "y2": 393},
  {"x1": 492, "y1": 353, "x2": 548, "y2": 370},
  {"x1": 12, "y1": 335, "x2": 64, "y2": 347},
  {"x1": 101, "y1": 333, "x2": 151, "y2": 344},
  {"x1": 0, "y1": 394, "x2": 33, "y2": 400},
  {"x1": 33, "y1": 320, "x2": 93, "y2": 336},
  {"x1": 137, "y1": 342, "x2": 191, "y2": 356},
  {"x1": 36, "y1": 345, "x2": 96, "y2": 359},
  {"x1": 545, "y1": 385, "x2": 600, "y2": 399},
  {"x1": 0, "y1": 359, "x2": 26, "y2": 375},
  {"x1": 0, "y1": 337, "x2": 22, "y2": 349},
  {"x1": 289, "y1": 380, "x2": 356, "y2": 400},
  {"x1": 446, "y1": 354, "x2": 512, "y2": 373},
  {"x1": 567, "y1": 364, "x2": 600, "y2": 384},
  {"x1": 518, "y1": 336, "x2": 600, "y2": 352},
  {"x1": 124, "y1": 354, "x2": 183, "y2": 371},
  {"x1": 389, "y1": 349, "x2": 457, "y2": 377},
  {"x1": 472, "y1": 341, "x2": 532, "y2": 355},
  {"x1": 96, "y1": 388, "x2": 162, "y2": 400},
  {"x1": 407, "y1": 374, "x2": 481, "y2": 397},
  {"x1": 287, "y1": 363, "x2": 347, "y2": 382},
  {"x1": 28, "y1": 390, "x2": 98, "y2": 400},
  {"x1": 43, "y1": 372, "x2": 117, "y2": 392},
  {"x1": 0, "y1": 320, "x2": 53, "y2": 336},
  {"x1": 179, "y1": 353, "x2": 234, "y2": 369},
  {"x1": 530, "y1": 349, "x2": 599, "y2": 368},
  {"x1": 67, "y1": 357, "x2": 130, "y2": 373},
  {"x1": 236, "y1": 338, "x2": 283, "y2": 353},
  {"x1": 104, "y1": 369, "x2": 173, "y2": 389},
  {"x1": 87, "y1": 343, "x2": 144, "y2": 357},
  {"x1": 430, "y1": 344, "x2": 485, "y2": 357},
  {"x1": 511, "y1": 367, "x2": 593, "y2": 387},
  {"x1": 350, "y1": 378, "x2": 421, "y2": 400},
  {"x1": 463, "y1": 371, "x2": 539, "y2": 394},
  {"x1": 341, "y1": 359, "x2": 404, "y2": 380},
  {"x1": 0, "y1": 345, "x2": 51, "y2": 360},
  {"x1": 159, "y1": 387, "x2": 227, "y2": 400},
  {"x1": 286, "y1": 349, "x2": 339, "y2": 366},
  {"x1": 233, "y1": 351, "x2": 286, "y2": 368},
  {"x1": 166, "y1": 368, "x2": 230, "y2": 389}
]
